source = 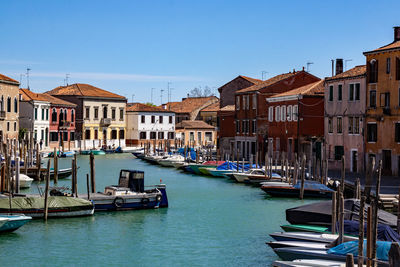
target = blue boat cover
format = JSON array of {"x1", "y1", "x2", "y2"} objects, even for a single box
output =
[
  {"x1": 328, "y1": 220, "x2": 400, "y2": 242},
  {"x1": 328, "y1": 240, "x2": 392, "y2": 261},
  {"x1": 177, "y1": 148, "x2": 196, "y2": 160},
  {"x1": 216, "y1": 162, "x2": 261, "y2": 171},
  {"x1": 292, "y1": 180, "x2": 334, "y2": 192}
]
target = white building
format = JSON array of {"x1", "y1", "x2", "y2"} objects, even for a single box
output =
[
  {"x1": 126, "y1": 103, "x2": 175, "y2": 146},
  {"x1": 19, "y1": 89, "x2": 51, "y2": 148}
]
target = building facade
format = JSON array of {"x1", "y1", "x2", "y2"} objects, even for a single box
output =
[
  {"x1": 175, "y1": 120, "x2": 216, "y2": 147},
  {"x1": 125, "y1": 103, "x2": 175, "y2": 146},
  {"x1": 324, "y1": 65, "x2": 367, "y2": 174},
  {"x1": 218, "y1": 75, "x2": 261, "y2": 108},
  {"x1": 266, "y1": 80, "x2": 324, "y2": 164},
  {"x1": 0, "y1": 74, "x2": 20, "y2": 140},
  {"x1": 19, "y1": 89, "x2": 51, "y2": 148},
  {"x1": 198, "y1": 101, "x2": 219, "y2": 128},
  {"x1": 364, "y1": 27, "x2": 400, "y2": 176},
  {"x1": 47, "y1": 83, "x2": 127, "y2": 149},
  {"x1": 218, "y1": 105, "x2": 235, "y2": 159}
]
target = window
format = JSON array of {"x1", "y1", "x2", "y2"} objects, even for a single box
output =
[
  {"x1": 368, "y1": 59, "x2": 378, "y2": 83},
  {"x1": 337, "y1": 117, "x2": 342, "y2": 134},
  {"x1": 169, "y1": 116, "x2": 173, "y2": 124},
  {"x1": 85, "y1": 107, "x2": 90, "y2": 119},
  {"x1": 140, "y1": 132, "x2": 147, "y2": 139},
  {"x1": 287, "y1": 105, "x2": 292, "y2": 121},
  {"x1": 41, "y1": 108, "x2": 45, "y2": 120},
  {"x1": 380, "y1": 92, "x2": 390, "y2": 108},
  {"x1": 236, "y1": 96, "x2": 240, "y2": 110},
  {"x1": 242, "y1": 95, "x2": 246, "y2": 110},
  {"x1": 396, "y1": 123, "x2": 400, "y2": 143},
  {"x1": 354, "y1": 117, "x2": 360, "y2": 134},
  {"x1": 34, "y1": 107, "x2": 38, "y2": 120},
  {"x1": 349, "y1": 84, "x2": 354, "y2": 101},
  {"x1": 71, "y1": 110, "x2": 74, "y2": 122},
  {"x1": 329, "y1": 85, "x2": 333, "y2": 101},
  {"x1": 281, "y1": 105, "x2": 286, "y2": 122},
  {"x1": 293, "y1": 105, "x2": 298, "y2": 121},
  {"x1": 338, "y1": 84, "x2": 342, "y2": 101},
  {"x1": 397, "y1": 57, "x2": 400, "y2": 80},
  {"x1": 94, "y1": 129, "x2": 98, "y2": 139},
  {"x1": 242, "y1": 120, "x2": 246, "y2": 134},
  {"x1": 103, "y1": 106, "x2": 108, "y2": 118},
  {"x1": 370, "y1": 90, "x2": 376, "y2": 107},
  {"x1": 94, "y1": 107, "x2": 99, "y2": 119},
  {"x1": 7, "y1": 97, "x2": 11, "y2": 112},
  {"x1": 268, "y1": 106, "x2": 274, "y2": 122},
  {"x1": 111, "y1": 130, "x2": 117, "y2": 139},
  {"x1": 328, "y1": 117, "x2": 333, "y2": 133},
  {"x1": 189, "y1": 132, "x2": 194, "y2": 141},
  {"x1": 252, "y1": 119, "x2": 256, "y2": 134},
  {"x1": 275, "y1": 106, "x2": 280, "y2": 122},
  {"x1": 168, "y1": 132, "x2": 174, "y2": 139},
  {"x1": 119, "y1": 130, "x2": 124, "y2": 139},
  {"x1": 52, "y1": 108, "x2": 57, "y2": 122},
  {"x1": 387, "y1": 57, "x2": 391, "y2": 74},
  {"x1": 70, "y1": 132, "x2": 75, "y2": 141},
  {"x1": 197, "y1": 132, "x2": 202, "y2": 143},
  {"x1": 50, "y1": 132, "x2": 58, "y2": 142},
  {"x1": 111, "y1": 108, "x2": 116, "y2": 120},
  {"x1": 348, "y1": 117, "x2": 353, "y2": 134},
  {"x1": 236, "y1": 120, "x2": 240, "y2": 133},
  {"x1": 151, "y1": 116, "x2": 155, "y2": 123},
  {"x1": 150, "y1": 132, "x2": 156, "y2": 139},
  {"x1": 63, "y1": 132, "x2": 68, "y2": 141},
  {"x1": 141, "y1": 115, "x2": 145, "y2": 123},
  {"x1": 205, "y1": 132, "x2": 212, "y2": 142},
  {"x1": 46, "y1": 109, "x2": 49, "y2": 120},
  {"x1": 13, "y1": 122, "x2": 16, "y2": 131},
  {"x1": 59, "y1": 109, "x2": 64, "y2": 124},
  {"x1": 252, "y1": 94, "x2": 257, "y2": 109},
  {"x1": 159, "y1": 116, "x2": 163, "y2": 123},
  {"x1": 85, "y1": 129, "x2": 91, "y2": 139},
  {"x1": 14, "y1": 98, "x2": 17, "y2": 113},
  {"x1": 334, "y1": 146, "x2": 344, "y2": 160},
  {"x1": 246, "y1": 95, "x2": 250, "y2": 110},
  {"x1": 158, "y1": 132, "x2": 164, "y2": 139},
  {"x1": 367, "y1": 123, "x2": 377, "y2": 142},
  {"x1": 119, "y1": 108, "x2": 124, "y2": 121},
  {"x1": 355, "y1": 83, "x2": 360, "y2": 101}
]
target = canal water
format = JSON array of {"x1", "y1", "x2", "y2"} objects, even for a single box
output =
[{"x1": 0, "y1": 153, "x2": 314, "y2": 266}]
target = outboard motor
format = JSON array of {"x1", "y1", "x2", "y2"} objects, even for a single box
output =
[{"x1": 128, "y1": 170, "x2": 144, "y2": 193}]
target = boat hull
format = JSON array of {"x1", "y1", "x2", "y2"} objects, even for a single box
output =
[
  {"x1": 0, "y1": 215, "x2": 32, "y2": 233},
  {"x1": 188, "y1": 164, "x2": 216, "y2": 175},
  {"x1": 261, "y1": 186, "x2": 333, "y2": 198}
]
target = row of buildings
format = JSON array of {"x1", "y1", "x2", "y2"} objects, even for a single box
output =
[
  {"x1": 0, "y1": 76, "x2": 219, "y2": 150},
  {"x1": 217, "y1": 26, "x2": 400, "y2": 176}
]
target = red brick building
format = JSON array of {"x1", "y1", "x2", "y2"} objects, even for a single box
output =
[
  {"x1": 234, "y1": 69, "x2": 320, "y2": 160},
  {"x1": 218, "y1": 75, "x2": 262, "y2": 108},
  {"x1": 217, "y1": 105, "x2": 235, "y2": 157},
  {"x1": 265, "y1": 80, "x2": 324, "y2": 162}
]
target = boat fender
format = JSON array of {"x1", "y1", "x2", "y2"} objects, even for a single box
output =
[
  {"x1": 156, "y1": 195, "x2": 162, "y2": 202},
  {"x1": 141, "y1": 198, "x2": 150, "y2": 205},
  {"x1": 113, "y1": 197, "x2": 125, "y2": 208}
]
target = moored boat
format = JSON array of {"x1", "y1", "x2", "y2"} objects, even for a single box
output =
[
  {"x1": 13, "y1": 174, "x2": 34, "y2": 189},
  {"x1": 187, "y1": 161, "x2": 225, "y2": 175},
  {"x1": 82, "y1": 169, "x2": 168, "y2": 211},
  {"x1": 0, "y1": 214, "x2": 32, "y2": 233},
  {"x1": 261, "y1": 180, "x2": 333, "y2": 198}
]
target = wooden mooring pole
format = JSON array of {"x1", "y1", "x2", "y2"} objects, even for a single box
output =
[
  {"x1": 331, "y1": 191, "x2": 337, "y2": 235},
  {"x1": 90, "y1": 152, "x2": 96, "y2": 193},
  {"x1": 299, "y1": 155, "x2": 306, "y2": 200},
  {"x1": 86, "y1": 174, "x2": 90, "y2": 200},
  {"x1": 53, "y1": 147, "x2": 58, "y2": 184},
  {"x1": 358, "y1": 196, "x2": 366, "y2": 267},
  {"x1": 44, "y1": 159, "x2": 51, "y2": 221}
]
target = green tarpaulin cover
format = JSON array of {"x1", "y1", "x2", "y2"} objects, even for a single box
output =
[{"x1": 0, "y1": 196, "x2": 92, "y2": 210}]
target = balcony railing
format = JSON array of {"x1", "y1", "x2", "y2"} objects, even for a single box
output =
[
  {"x1": 0, "y1": 110, "x2": 5, "y2": 120},
  {"x1": 59, "y1": 120, "x2": 71, "y2": 129},
  {"x1": 100, "y1": 118, "x2": 111, "y2": 127}
]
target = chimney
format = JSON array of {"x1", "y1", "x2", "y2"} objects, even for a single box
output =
[
  {"x1": 335, "y1": 58, "x2": 343, "y2": 75},
  {"x1": 394, "y1": 26, "x2": 400, "y2": 42}
]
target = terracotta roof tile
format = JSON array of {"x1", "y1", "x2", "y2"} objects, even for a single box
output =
[
  {"x1": 42, "y1": 94, "x2": 76, "y2": 107},
  {"x1": 176, "y1": 120, "x2": 215, "y2": 129},
  {"x1": 325, "y1": 65, "x2": 366, "y2": 82},
  {"x1": 236, "y1": 72, "x2": 296, "y2": 94},
  {"x1": 239, "y1": 75, "x2": 263, "y2": 84},
  {"x1": 127, "y1": 103, "x2": 174, "y2": 113},
  {"x1": 0, "y1": 73, "x2": 19, "y2": 84},
  {"x1": 47, "y1": 83, "x2": 126, "y2": 99},
  {"x1": 270, "y1": 80, "x2": 325, "y2": 98},
  {"x1": 166, "y1": 96, "x2": 218, "y2": 114},
  {"x1": 201, "y1": 101, "x2": 220, "y2": 112},
  {"x1": 20, "y1": 89, "x2": 50, "y2": 102},
  {"x1": 364, "y1": 40, "x2": 400, "y2": 54}
]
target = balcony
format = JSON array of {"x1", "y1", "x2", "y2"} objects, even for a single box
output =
[
  {"x1": 59, "y1": 120, "x2": 71, "y2": 129},
  {"x1": 0, "y1": 111, "x2": 5, "y2": 120},
  {"x1": 100, "y1": 118, "x2": 111, "y2": 127}
]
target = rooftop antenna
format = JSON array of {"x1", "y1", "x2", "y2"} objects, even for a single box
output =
[
  {"x1": 306, "y1": 62, "x2": 314, "y2": 72},
  {"x1": 344, "y1": 59, "x2": 353, "y2": 71},
  {"x1": 261, "y1": 71, "x2": 268, "y2": 81},
  {"x1": 167, "y1": 82, "x2": 172, "y2": 102},
  {"x1": 160, "y1": 89, "x2": 164, "y2": 105},
  {"x1": 131, "y1": 94, "x2": 135, "y2": 103},
  {"x1": 26, "y1": 68, "x2": 31, "y2": 89},
  {"x1": 65, "y1": 73, "x2": 70, "y2": 86}
]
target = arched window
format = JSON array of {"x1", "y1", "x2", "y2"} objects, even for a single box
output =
[
  {"x1": 71, "y1": 110, "x2": 75, "y2": 122},
  {"x1": 14, "y1": 97, "x2": 18, "y2": 113},
  {"x1": 7, "y1": 97, "x2": 11, "y2": 112},
  {"x1": 103, "y1": 106, "x2": 108, "y2": 118},
  {"x1": 0, "y1": 96, "x2": 3, "y2": 111},
  {"x1": 64, "y1": 109, "x2": 67, "y2": 121},
  {"x1": 52, "y1": 108, "x2": 57, "y2": 122},
  {"x1": 59, "y1": 109, "x2": 64, "y2": 123}
]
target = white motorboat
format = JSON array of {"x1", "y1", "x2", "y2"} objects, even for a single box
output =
[
  {"x1": 269, "y1": 232, "x2": 356, "y2": 243},
  {"x1": 13, "y1": 174, "x2": 34, "y2": 189},
  {"x1": 158, "y1": 155, "x2": 185, "y2": 167},
  {"x1": 273, "y1": 259, "x2": 347, "y2": 267},
  {"x1": 267, "y1": 240, "x2": 329, "y2": 250},
  {"x1": 232, "y1": 168, "x2": 283, "y2": 183}
]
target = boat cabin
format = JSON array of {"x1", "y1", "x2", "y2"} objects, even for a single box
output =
[{"x1": 104, "y1": 170, "x2": 145, "y2": 196}]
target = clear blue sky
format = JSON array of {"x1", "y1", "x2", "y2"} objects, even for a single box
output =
[{"x1": 0, "y1": 0, "x2": 399, "y2": 104}]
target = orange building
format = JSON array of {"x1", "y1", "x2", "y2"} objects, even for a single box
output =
[{"x1": 363, "y1": 27, "x2": 400, "y2": 175}]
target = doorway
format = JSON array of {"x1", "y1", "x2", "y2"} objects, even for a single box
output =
[
  {"x1": 382, "y1": 150, "x2": 392, "y2": 176},
  {"x1": 351, "y1": 150, "x2": 358, "y2": 173}
]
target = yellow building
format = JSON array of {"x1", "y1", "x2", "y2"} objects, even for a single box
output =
[
  {"x1": 47, "y1": 83, "x2": 127, "y2": 149},
  {"x1": 0, "y1": 73, "x2": 20, "y2": 140},
  {"x1": 363, "y1": 27, "x2": 400, "y2": 175}
]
